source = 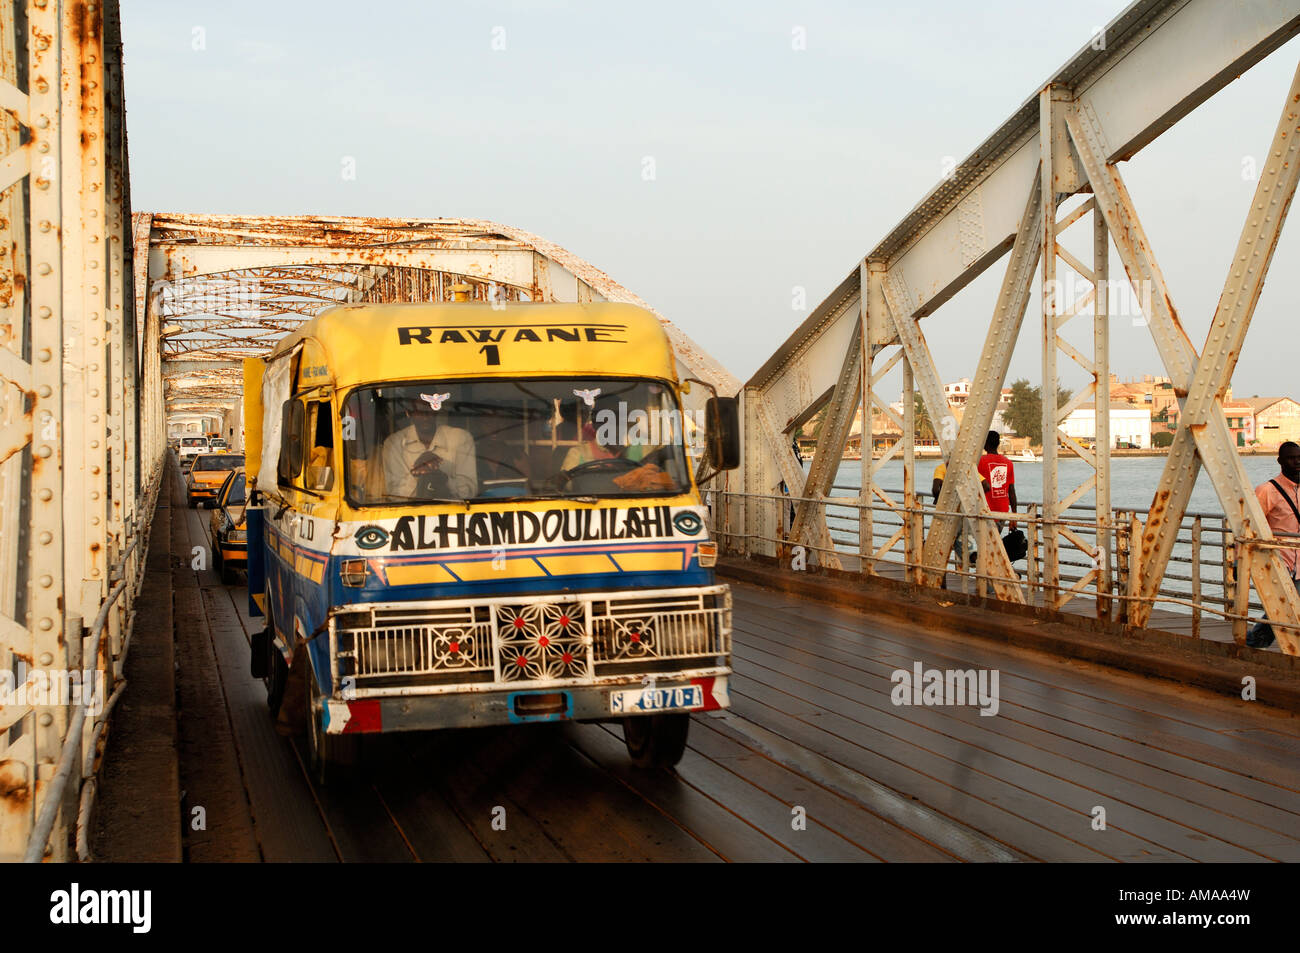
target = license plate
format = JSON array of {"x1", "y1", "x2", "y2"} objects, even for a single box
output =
[{"x1": 610, "y1": 684, "x2": 702, "y2": 714}]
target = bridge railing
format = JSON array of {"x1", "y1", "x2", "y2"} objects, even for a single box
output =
[{"x1": 712, "y1": 487, "x2": 1297, "y2": 644}]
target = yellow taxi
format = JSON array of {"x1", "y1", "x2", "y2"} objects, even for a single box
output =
[
  {"x1": 208, "y1": 467, "x2": 248, "y2": 584},
  {"x1": 186, "y1": 452, "x2": 245, "y2": 507}
]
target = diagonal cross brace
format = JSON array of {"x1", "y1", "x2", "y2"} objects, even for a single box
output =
[
  {"x1": 924, "y1": 169, "x2": 1043, "y2": 589},
  {"x1": 1067, "y1": 96, "x2": 1300, "y2": 653},
  {"x1": 790, "y1": 316, "x2": 863, "y2": 554},
  {"x1": 882, "y1": 271, "x2": 1026, "y2": 603},
  {"x1": 1129, "y1": 60, "x2": 1300, "y2": 633},
  {"x1": 750, "y1": 392, "x2": 841, "y2": 569}
]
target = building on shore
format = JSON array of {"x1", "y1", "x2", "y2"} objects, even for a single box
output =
[
  {"x1": 1238, "y1": 396, "x2": 1300, "y2": 449},
  {"x1": 1061, "y1": 401, "x2": 1152, "y2": 449},
  {"x1": 1221, "y1": 399, "x2": 1257, "y2": 448},
  {"x1": 944, "y1": 378, "x2": 971, "y2": 406}
]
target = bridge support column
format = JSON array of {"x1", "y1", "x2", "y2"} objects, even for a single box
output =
[{"x1": 1039, "y1": 85, "x2": 1113, "y2": 613}]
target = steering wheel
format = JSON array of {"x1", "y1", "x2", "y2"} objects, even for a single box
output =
[{"x1": 561, "y1": 456, "x2": 641, "y2": 480}]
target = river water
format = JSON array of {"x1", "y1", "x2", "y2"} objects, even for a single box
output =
[{"x1": 828, "y1": 455, "x2": 1285, "y2": 516}]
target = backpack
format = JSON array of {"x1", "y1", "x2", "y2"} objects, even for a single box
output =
[{"x1": 1002, "y1": 528, "x2": 1028, "y2": 562}]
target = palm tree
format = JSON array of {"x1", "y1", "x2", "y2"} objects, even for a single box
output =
[{"x1": 914, "y1": 392, "x2": 936, "y2": 441}]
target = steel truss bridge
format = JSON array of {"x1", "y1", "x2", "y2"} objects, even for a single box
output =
[{"x1": 2, "y1": 0, "x2": 1299, "y2": 862}]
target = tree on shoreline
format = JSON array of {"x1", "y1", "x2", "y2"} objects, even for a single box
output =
[{"x1": 1004, "y1": 379, "x2": 1072, "y2": 447}]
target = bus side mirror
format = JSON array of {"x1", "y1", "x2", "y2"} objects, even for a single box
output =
[{"x1": 705, "y1": 397, "x2": 740, "y2": 471}]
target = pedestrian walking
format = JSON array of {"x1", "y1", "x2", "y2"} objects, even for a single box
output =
[{"x1": 1247, "y1": 440, "x2": 1300, "y2": 648}]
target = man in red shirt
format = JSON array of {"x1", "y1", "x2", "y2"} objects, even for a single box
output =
[
  {"x1": 977, "y1": 430, "x2": 1017, "y2": 530},
  {"x1": 1247, "y1": 440, "x2": 1300, "y2": 648}
]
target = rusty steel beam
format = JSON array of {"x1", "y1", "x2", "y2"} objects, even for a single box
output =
[
  {"x1": 1067, "y1": 99, "x2": 1300, "y2": 653},
  {"x1": 1121, "y1": 60, "x2": 1300, "y2": 637},
  {"x1": 140, "y1": 214, "x2": 739, "y2": 428},
  {"x1": 882, "y1": 266, "x2": 1024, "y2": 603},
  {"x1": 788, "y1": 317, "x2": 862, "y2": 552},
  {"x1": 923, "y1": 170, "x2": 1043, "y2": 582}
]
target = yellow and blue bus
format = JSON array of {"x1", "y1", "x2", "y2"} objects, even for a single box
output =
[{"x1": 243, "y1": 302, "x2": 738, "y2": 781}]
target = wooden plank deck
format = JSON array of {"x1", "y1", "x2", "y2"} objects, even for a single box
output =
[
  {"x1": 93, "y1": 462, "x2": 1300, "y2": 862},
  {"x1": 726, "y1": 584, "x2": 1300, "y2": 861}
]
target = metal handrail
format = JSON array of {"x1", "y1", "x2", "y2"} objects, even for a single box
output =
[
  {"x1": 714, "y1": 486, "x2": 1299, "y2": 640},
  {"x1": 21, "y1": 454, "x2": 164, "y2": 862}
]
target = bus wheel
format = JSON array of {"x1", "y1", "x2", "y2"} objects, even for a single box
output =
[
  {"x1": 263, "y1": 604, "x2": 287, "y2": 717},
  {"x1": 623, "y1": 713, "x2": 690, "y2": 768},
  {"x1": 307, "y1": 672, "x2": 360, "y2": 786}
]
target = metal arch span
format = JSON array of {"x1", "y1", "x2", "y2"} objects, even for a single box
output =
[
  {"x1": 735, "y1": 0, "x2": 1300, "y2": 653},
  {"x1": 140, "y1": 212, "x2": 740, "y2": 420}
]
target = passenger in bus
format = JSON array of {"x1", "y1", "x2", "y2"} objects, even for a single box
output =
[
  {"x1": 478, "y1": 440, "x2": 530, "y2": 497},
  {"x1": 381, "y1": 399, "x2": 478, "y2": 499}
]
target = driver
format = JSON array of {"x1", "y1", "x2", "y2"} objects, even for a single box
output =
[
  {"x1": 562, "y1": 393, "x2": 625, "y2": 471},
  {"x1": 562, "y1": 420, "x2": 620, "y2": 471},
  {"x1": 381, "y1": 395, "x2": 478, "y2": 499}
]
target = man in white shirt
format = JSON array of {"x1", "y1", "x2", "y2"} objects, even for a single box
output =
[{"x1": 381, "y1": 400, "x2": 478, "y2": 499}]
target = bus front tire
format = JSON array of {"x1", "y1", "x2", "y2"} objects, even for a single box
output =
[
  {"x1": 307, "y1": 672, "x2": 360, "y2": 786},
  {"x1": 261, "y1": 603, "x2": 288, "y2": 717},
  {"x1": 623, "y1": 713, "x2": 690, "y2": 769}
]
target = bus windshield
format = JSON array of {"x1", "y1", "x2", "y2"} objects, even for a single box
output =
[{"x1": 341, "y1": 377, "x2": 696, "y2": 505}]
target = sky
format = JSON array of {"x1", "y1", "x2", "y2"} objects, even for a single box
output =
[{"x1": 121, "y1": 0, "x2": 1300, "y2": 401}]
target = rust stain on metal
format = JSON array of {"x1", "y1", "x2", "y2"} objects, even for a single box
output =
[
  {"x1": 0, "y1": 761, "x2": 29, "y2": 807},
  {"x1": 146, "y1": 213, "x2": 738, "y2": 412}
]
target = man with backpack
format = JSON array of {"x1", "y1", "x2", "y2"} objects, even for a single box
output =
[{"x1": 1247, "y1": 440, "x2": 1300, "y2": 648}]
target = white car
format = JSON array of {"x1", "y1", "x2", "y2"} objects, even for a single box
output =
[{"x1": 178, "y1": 436, "x2": 209, "y2": 468}]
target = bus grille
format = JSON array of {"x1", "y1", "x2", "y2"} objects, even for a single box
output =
[{"x1": 333, "y1": 589, "x2": 730, "y2": 686}]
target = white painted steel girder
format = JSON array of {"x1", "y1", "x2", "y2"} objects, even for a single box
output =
[
  {"x1": 921, "y1": 173, "x2": 1043, "y2": 586},
  {"x1": 744, "y1": 0, "x2": 1300, "y2": 649},
  {"x1": 142, "y1": 215, "x2": 739, "y2": 429},
  {"x1": 883, "y1": 270, "x2": 1025, "y2": 603},
  {"x1": 0, "y1": 0, "x2": 143, "y2": 863},
  {"x1": 755, "y1": 0, "x2": 1300, "y2": 431}
]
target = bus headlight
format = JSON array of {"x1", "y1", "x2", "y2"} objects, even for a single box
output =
[{"x1": 341, "y1": 558, "x2": 368, "y2": 587}]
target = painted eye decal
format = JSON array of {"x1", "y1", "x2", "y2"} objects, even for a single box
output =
[
  {"x1": 354, "y1": 525, "x2": 390, "y2": 550},
  {"x1": 673, "y1": 512, "x2": 703, "y2": 535}
]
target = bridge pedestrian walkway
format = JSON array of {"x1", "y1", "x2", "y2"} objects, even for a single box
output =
[
  {"x1": 90, "y1": 460, "x2": 1300, "y2": 862},
  {"x1": 820, "y1": 555, "x2": 1244, "y2": 646}
]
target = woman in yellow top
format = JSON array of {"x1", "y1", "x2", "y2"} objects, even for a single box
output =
[{"x1": 931, "y1": 458, "x2": 987, "y2": 586}]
